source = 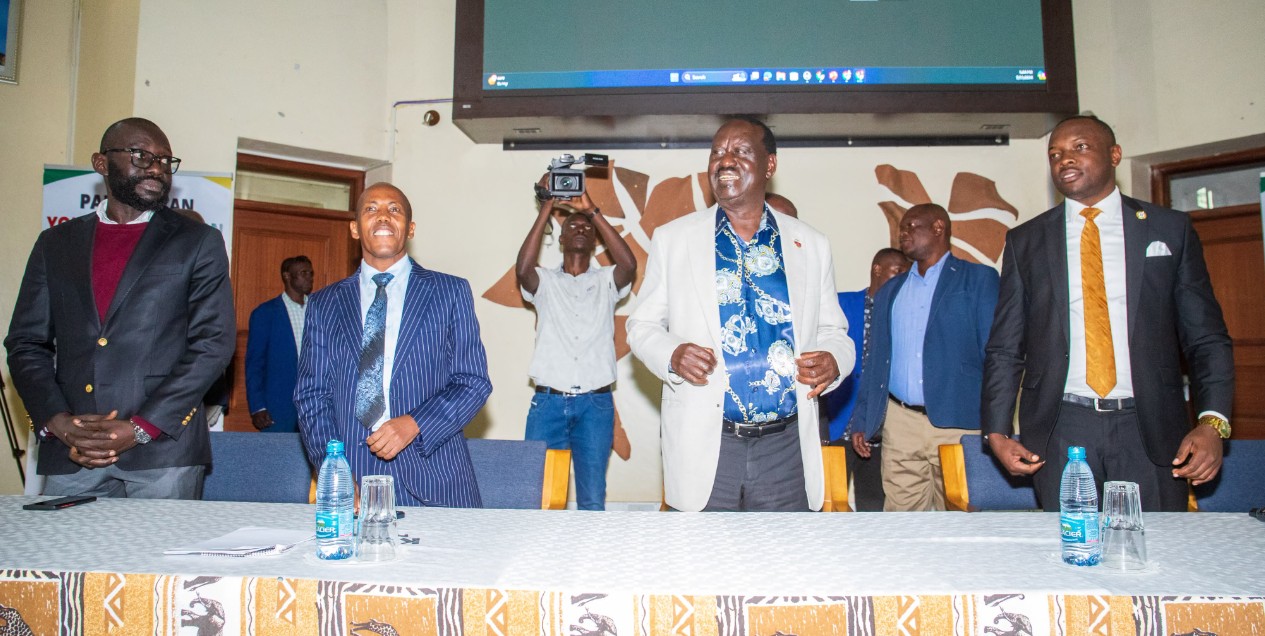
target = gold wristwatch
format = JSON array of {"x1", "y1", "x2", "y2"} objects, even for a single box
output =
[{"x1": 1199, "y1": 414, "x2": 1231, "y2": 439}]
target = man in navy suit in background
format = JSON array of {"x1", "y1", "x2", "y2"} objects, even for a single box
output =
[
  {"x1": 820, "y1": 247, "x2": 908, "y2": 511},
  {"x1": 849, "y1": 204, "x2": 998, "y2": 511},
  {"x1": 246, "y1": 255, "x2": 314, "y2": 432},
  {"x1": 295, "y1": 182, "x2": 491, "y2": 507}
]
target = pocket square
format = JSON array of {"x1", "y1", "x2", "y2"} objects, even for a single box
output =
[{"x1": 1145, "y1": 240, "x2": 1172, "y2": 257}]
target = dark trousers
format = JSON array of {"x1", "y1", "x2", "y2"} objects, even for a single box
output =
[
  {"x1": 1033, "y1": 402, "x2": 1189, "y2": 512},
  {"x1": 841, "y1": 438, "x2": 885, "y2": 511},
  {"x1": 704, "y1": 424, "x2": 809, "y2": 511}
]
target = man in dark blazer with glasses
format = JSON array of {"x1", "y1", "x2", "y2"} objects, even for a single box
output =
[{"x1": 6, "y1": 117, "x2": 235, "y2": 499}]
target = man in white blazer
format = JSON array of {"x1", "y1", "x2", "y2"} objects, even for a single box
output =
[{"x1": 628, "y1": 118, "x2": 853, "y2": 512}]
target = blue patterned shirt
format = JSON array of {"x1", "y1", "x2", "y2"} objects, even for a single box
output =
[{"x1": 715, "y1": 207, "x2": 798, "y2": 424}]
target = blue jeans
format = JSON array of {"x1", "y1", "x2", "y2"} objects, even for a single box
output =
[{"x1": 524, "y1": 391, "x2": 614, "y2": 510}]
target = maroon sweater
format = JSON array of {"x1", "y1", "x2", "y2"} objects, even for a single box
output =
[{"x1": 93, "y1": 222, "x2": 161, "y2": 438}]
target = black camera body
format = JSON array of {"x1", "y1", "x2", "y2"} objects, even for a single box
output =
[{"x1": 540, "y1": 153, "x2": 609, "y2": 199}]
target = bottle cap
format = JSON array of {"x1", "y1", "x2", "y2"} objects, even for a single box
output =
[
  {"x1": 326, "y1": 439, "x2": 345, "y2": 455},
  {"x1": 1067, "y1": 446, "x2": 1086, "y2": 460}
]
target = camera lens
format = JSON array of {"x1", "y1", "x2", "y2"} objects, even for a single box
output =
[{"x1": 557, "y1": 176, "x2": 578, "y2": 190}]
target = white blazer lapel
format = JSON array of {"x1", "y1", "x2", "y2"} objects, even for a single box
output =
[
  {"x1": 687, "y1": 207, "x2": 724, "y2": 349},
  {"x1": 778, "y1": 216, "x2": 810, "y2": 353}
]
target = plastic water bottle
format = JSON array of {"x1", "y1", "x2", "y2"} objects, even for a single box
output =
[
  {"x1": 315, "y1": 439, "x2": 355, "y2": 560},
  {"x1": 1059, "y1": 446, "x2": 1101, "y2": 566}
]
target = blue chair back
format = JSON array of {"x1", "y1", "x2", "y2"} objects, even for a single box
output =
[
  {"x1": 1193, "y1": 439, "x2": 1265, "y2": 513},
  {"x1": 467, "y1": 438, "x2": 548, "y2": 509},
  {"x1": 961, "y1": 434, "x2": 1039, "y2": 511},
  {"x1": 203, "y1": 432, "x2": 314, "y2": 503}
]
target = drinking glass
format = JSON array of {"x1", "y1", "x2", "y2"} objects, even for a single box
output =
[
  {"x1": 358, "y1": 475, "x2": 398, "y2": 562},
  {"x1": 1100, "y1": 481, "x2": 1147, "y2": 571}
]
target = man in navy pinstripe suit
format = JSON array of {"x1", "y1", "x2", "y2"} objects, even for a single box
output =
[{"x1": 294, "y1": 182, "x2": 492, "y2": 507}]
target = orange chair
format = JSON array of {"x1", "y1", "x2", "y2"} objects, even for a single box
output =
[{"x1": 939, "y1": 435, "x2": 1038, "y2": 512}]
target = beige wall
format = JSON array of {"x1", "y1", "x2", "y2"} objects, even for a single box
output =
[
  {"x1": 1071, "y1": 0, "x2": 1265, "y2": 193},
  {"x1": 133, "y1": 0, "x2": 389, "y2": 172},
  {"x1": 71, "y1": 0, "x2": 139, "y2": 164},
  {"x1": 0, "y1": 0, "x2": 1261, "y2": 497},
  {"x1": 0, "y1": 1, "x2": 79, "y2": 494}
]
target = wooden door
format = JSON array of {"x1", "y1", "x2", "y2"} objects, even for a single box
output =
[
  {"x1": 1153, "y1": 149, "x2": 1265, "y2": 439},
  {"x1": 225, "y1": 202, "x2": 358, "y2": 430},
  {"x1": 223, "y1": 154, "x2": 364, "y2": 431},
  {"x1": 1187, "y1": 208, "x2": 1265, "y2": 439}
]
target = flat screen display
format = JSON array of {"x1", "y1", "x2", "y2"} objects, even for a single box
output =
[
  {"x1": 452, "y1": 0, "x2": 1077, "y2": 145},
  {"x1": 482, "y1": 0, "x2": 1047, "y2": 92}
]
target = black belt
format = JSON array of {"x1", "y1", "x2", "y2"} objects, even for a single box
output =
[
  {"x1": 1062, "y1": 393, "x2": 1135, "y2": 412},
  {"x1": 536, "y1": 384, "x2": 613, "y2": 396},
  {"x1": 723, "y1": 415, "x2": 797, "y2": 439},
  {"x1": 888, "y1": 393, "x2": 927, "y2": 414}
]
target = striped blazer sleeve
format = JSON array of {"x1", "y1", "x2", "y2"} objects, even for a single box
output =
[{"x1": 405, "y1": 274, "x2": 492, "y2": 457}]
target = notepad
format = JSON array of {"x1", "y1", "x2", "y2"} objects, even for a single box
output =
[{"x1": 163, "y1": 527, "x2": 315, "y2": 557}]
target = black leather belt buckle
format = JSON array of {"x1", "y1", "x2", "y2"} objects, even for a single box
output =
[
  {"x1": 723, "y1": 415, "x2": 797, "y2": 439},
  {"x1": 536, "y1": 384, "x2": 613, "y2": 396},
  {"x1": 1062, "y1": 393, "x2": 1136, "y2": 412},
  {"x1": 888, "y1": 394, "x2": 927, "y2": 414}
]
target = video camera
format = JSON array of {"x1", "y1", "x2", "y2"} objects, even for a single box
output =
[{"x1": 536, "y1": 153, "x2": 610, "y2": 200}]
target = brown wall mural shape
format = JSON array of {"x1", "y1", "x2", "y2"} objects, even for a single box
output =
[{"x1": 875, "y1": 164, "x2": 1018, "y2": 267}]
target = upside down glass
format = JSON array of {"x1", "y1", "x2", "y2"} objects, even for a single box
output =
[
  {"x1": 1100, "y1": 481, "x2": 1147, "y2": 571},
  {"x1": 358, "y1": 475, "x2": 398, "y2": 562}
]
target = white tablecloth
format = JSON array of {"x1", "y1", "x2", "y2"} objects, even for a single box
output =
[{"x1": 3, "y1": 496, "x2": 1263, "y2": 597}]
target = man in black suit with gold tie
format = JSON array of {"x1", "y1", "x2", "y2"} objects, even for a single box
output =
[
  {"x1": 981, "y1": 116, "x2": 1234, "y2": 512},
  {"x1": 6, "y1": 118, "x2": 235, "y2": 499}
]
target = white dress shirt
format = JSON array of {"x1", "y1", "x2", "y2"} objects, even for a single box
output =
[
  {"x1": 358, "y1": 257, "x2": 412, "y2": 431},
  {"x1": 281, "y1": 292, "x2": 307, "y2": 352},
  {"x1": 95, "y1": 199, "x2": 153, "y2": 224},
  {"x1": 1064, "y1": 188, "x2": 1134, "y2": 400}
]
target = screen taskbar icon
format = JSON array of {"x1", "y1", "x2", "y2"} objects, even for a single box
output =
[{"x1": 662, "y1": 68, "x2": 872, "y2": 85}]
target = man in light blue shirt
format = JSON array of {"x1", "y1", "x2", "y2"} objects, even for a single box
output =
[{"x1": 849, "y1": 204, "x2": 998, "y2": 511}]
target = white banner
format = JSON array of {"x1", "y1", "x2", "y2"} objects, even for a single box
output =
[{"x1": 41, "y1": 165, "x2": 235, "y2": 258}]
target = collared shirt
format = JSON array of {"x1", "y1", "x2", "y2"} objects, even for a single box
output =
[
  {"x1": 281, "y1": 292, "x2": 307, "y2": 352},
  {"x1": 715, "y1": 206, "x2": 797, "y2": 424},
  {"x1": 358, "y1": 257, "x2": 413, "y2": 431},
  {"x1": 94, "y1": 199, "x2": 154, "y2": 225},
  {"x1": 521, "y1": 264, "x2": 630, "y2": 392},
  {"x1": 888, "y1": 253, "x2": 949, "y2": 405},
  {"x1": 1064, "y1": 187, "x2": 1134, "y2": 400}
]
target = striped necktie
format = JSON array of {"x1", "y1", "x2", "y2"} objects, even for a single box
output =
[
  {"x1": 355, "y1": 272, "x2": 393, "y2": 429},
  {"x1": 1080, "y1": 207, "x2": 1116, "y2": 398}
]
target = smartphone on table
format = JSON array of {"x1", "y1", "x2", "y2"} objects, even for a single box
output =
[{"x1": 22, "y1": 495, "x2": 97, "y2": 511}]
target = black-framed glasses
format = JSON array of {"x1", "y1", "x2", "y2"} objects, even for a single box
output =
[{"x1": 104, "y1": 148, "x2": 182, "y2": 174}]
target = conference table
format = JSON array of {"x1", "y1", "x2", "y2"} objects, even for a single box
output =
[{"x1": 0, "y1": 496, "x2": 1262, "y2": 635}]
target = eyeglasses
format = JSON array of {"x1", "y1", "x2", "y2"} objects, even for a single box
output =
[{"x1": 103, "y1": 148, "x2": 182, "y2": 174}]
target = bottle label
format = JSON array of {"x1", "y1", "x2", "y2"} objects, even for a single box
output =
[
  {"x1": 316, "y1": 511, "x2": 338, "y2": 539},
  {"x1": 1060, "y1": 512, "x2": 1100, "y2": 544}
]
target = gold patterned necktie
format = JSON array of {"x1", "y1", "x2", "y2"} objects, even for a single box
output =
[{"x1": 1080, "y1": 207, "x2": 1115, "y2": 398}]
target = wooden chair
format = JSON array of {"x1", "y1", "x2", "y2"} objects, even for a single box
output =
[
  {"x1": 939, "y1": 434, "x2": 1038, "y2": 512},
  {"x1": 466, "y1": 438, "x2": 571, "y2": 510},
  {"x1": 820, "y1": 445, "x2": 850, "y2": 512}
]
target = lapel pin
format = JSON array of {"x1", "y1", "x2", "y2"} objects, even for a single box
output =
[
  {"x1": 793, "y1": 239, "x2": 802, "y2": 248},
  {"x1": 1136, "y1": 211, "x2": 1147, "y2": 220}
]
